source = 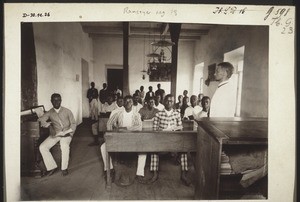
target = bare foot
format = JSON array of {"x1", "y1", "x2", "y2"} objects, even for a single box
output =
[{"x1": 181, "y1": 171, "x2": 191, "y2": 186}]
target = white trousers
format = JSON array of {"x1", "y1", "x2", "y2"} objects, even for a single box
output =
[
  {"x1": 39, "y1": 135, "x2": 72, "y2": 171},
  {"x1": 100, "y1": 143, "x2": 147, "y2": 176},
  {"x1": 90, "y1": 99, "x2": 99, "y2": 120}
]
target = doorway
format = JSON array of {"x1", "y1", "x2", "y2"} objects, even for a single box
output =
[
  {"x1": 81, "y1": 59, "x2": 89, "y2": 118},
  {"x1": 193, "y1": 62, "x2": 204, "y2": 96},
  {"x1": 107, "y1": 68, "x2": 123, "y2": 94}
]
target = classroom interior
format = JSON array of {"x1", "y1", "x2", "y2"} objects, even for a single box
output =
[{"x1": 20, "y1": 22, "x2": 269, "y2": 200}]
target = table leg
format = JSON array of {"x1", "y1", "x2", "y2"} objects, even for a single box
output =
[{"x1": 106, "y1": 151, "x2": 111, "y2": 188}]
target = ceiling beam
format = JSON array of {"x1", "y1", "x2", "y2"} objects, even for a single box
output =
[{"x1": 89, "y1": 33, "x2": 201, "y2": 40}]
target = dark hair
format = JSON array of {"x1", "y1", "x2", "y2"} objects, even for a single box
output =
[
  {"x1": 51, "y1": 93, "x2": 61, "y2": 100},
  {"x1": 201, "y1": 96, "x2": 210, "y2": 105},
  {"x1": 123, "y1": 95, "x2": 133, "y2": 101},
  {"x1": 91, "y1": 82, "x2": 95, "y2": 86},
  {"x1": 217, "y1": 62, "x2": 234, "y2": 78},
  {"x1": 163, "y1": 94, "x2": 174, "y2": 102}
]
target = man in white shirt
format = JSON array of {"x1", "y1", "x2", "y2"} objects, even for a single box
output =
[
  {"x1": 183, "y1": 95, "x2": 202, "y2": 120},
  {"x1": 132, "y1": 93, "x2": 143, "y2": 114},
  {"x1": 210, "y1": 62, "x2": 237, "y2": 117},
  {"x1": 154, "y1": 95, "x2": 165, "y2": 111},
  {"x1": 101, "y1": 95, "x2": 145, "y2": 184}
]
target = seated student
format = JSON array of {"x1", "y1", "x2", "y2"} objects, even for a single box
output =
[
  {"x1": 109, "y1": 96, "x2": 124, "y2": 118},
  {"x1": 138, "y1": 97, "x2": 159, "y2": 121},
  {"x1": 180, "y1": 96, "x2": 189, "y2": 118},
  {"x1": 101, "y1": 95, "x2": 145, "y2": 183},
  {"x1": 194, "y1": 96, "x2": 210, "y2": 120},
  {"x1": 154, "y1": 95, "x2": 165, "y2": 111},
  {"x1": 89, "y1": 94, "x2": 117, "y2": 146},
  {"x1": 132, "y1": 93, "x2": 143, "y2": 114},
  {"x1": 183, "y1": 95, "x2": 202, "y2": 120},
  {"x1": 148, "y1": 94, "x2": 191, "y2": 186},
  {"x1": 174, "y1": 95, "x2": 183, "y2": 110},
  {"x1": 197, "y1": 93, "x2": 204, "y2": 106}
]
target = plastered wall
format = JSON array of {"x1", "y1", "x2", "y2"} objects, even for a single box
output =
[
  {"x1": 33, "y1": 22, "x2": 94, "y2": 124},
  {"x1": 93, "y1": 37, "x2": 195, "y2": 97},
  {"x1": 194, "y1": 25, "x2": 268, "y2": 117}
]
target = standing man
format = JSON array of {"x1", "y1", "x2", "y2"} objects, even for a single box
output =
[
  {"x1": 39, "y1": 93, "x2": 76, "y2": 176},
  {"x1": 139, "y1": 86, "x2": 145, "y2": 103},
  {"x1": 155, "y1": 83, "x2": 165, "y2": 103},
  {"x1": 87, "y1": 82, "x2": 99, "y2": 122},
  {"x1": 148, "y1": 94, "x2": 191, "y2": 186},
  {"x1": 99, "y1": 83, "x2": 108, "y2": 113},
  {"x1": 210, "y1": 62, "x2": 237, "y2": 117},
  {"x1": 145, "y1": 86, "x2": 155, "y2": 102}
]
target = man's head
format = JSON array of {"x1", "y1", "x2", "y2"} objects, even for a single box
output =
[
  {"x1": 198, "y1": 93, "x2": 204, "y2": 102},
  {"x1": 147, "y1": 97, "x2": 155, "y2": 110},
  {"x1": 164, "y1": 94, "x2": 175, "y2": 111},
  {"x1": 214, "y1": 62, "x2": 234, "y2": 82},
  {"x1": 149, "y1": 86, "x2": 153, "y2": 91},
  {"x1": 201, "y1": 96, "x2": 211, "y2": 112},
  {"x1": 123, "y1": 95, "x2": 133, "y2": 112},
  {"x1": 51, "y1": 93, "x2": 62, "y2": 109},
  {"x1": 154, "y1": 95, "x2": 161, "y2": 105},
  {"x1": 178, "y1": 95, "x2": 183, "y2": 102},
  {"x1": 103, "y1": 83, "x2": 107, "y2": 89},
  {"x1": 190, "y1": 95, "x2": 197, "y2": 107},
  {"x1": 91, "y1": 82, "x2": 95, "y2": 88},
  {"x1": 183, "y1": 90, "x2": 188, "y2": 97},
  {"x1": 133, "y1": 93, "x2": 140, "y2": 105},
  {"x1": 116, "y1": 96, "x2": 124, "y2": 107},
  {"x1": 107, "y1": 94, "x2": 114, "y2": 105},
  {"x1": 140, "y1": 86, "x2": 144, "y2": 91},
  {"x1": 157, "y1": 83, "x2": 161, "y2": 89},
  {"x1": 183, "y1": 96, "x2": 189, "y2": 105}
]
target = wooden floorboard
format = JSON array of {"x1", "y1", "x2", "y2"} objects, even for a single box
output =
[{"x1": 21, "y1": 121, "x2": 196, "y2": 200}]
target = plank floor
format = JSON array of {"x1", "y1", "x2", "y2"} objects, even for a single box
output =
[{"x1": 21, "y1": 121, "x2": 196, "y2": 200}]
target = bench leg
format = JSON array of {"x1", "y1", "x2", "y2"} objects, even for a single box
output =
[{"x1": 106, "y1": 152, "x2": 111, "y2": 189}]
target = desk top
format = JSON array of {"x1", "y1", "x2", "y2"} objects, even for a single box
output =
[{"x1": 197, "y1": 117, "x2": 268, "y2": 145}]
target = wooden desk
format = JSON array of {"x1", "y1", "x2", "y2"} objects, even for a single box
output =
[
  {"x1": 194, "y1": 117, "x2": 268, "y2": 199},
  {"x1": 104, "y1": 124, "x2": 197, "y2": 188}
]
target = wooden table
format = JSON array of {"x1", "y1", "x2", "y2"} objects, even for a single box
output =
[
  {"x1": 194, "y1": 117, "x2": 268, "y2": 199},
  {"x1": 104, "y1": 124, "x2": 197, "y2": 188}
]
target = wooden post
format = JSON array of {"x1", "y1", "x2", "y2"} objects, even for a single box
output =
[
  {"x1": 169, "y1": 23, "x2": 181, "y2": 98},
  {"x1": 123, "y1": 22, "x2": 130, "y2": 96}
]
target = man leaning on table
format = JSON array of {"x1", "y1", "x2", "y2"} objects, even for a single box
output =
[{"x1": 39, "y1": 93, "x2": 76, "y2": 177}]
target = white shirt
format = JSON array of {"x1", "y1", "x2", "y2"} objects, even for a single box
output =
[
  {"x1": 122, "y1": 110, "x2": 133, "y2": 128},
  {"x1": 154, "y1": 103, "x2": 165, "y2": 111},
  {"x1": 101, "y1": 101, "x2": 118, "y2": 113},
  {"x1": 210, "y1": 79, "x2": 237, "y2": 117},
  {"x1": 109, "y1": 106, "x2": 124, "y2": 118},
  {"x1": 183, "y1": 105, "x2": 202, "y2": 119},
  {"x1": 132, "y1": 103, "x2": 143, "y2": 114}
]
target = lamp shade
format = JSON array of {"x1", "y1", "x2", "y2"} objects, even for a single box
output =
[{"x1": 151, "y1": 40, "x2": 175, "y2": 47}]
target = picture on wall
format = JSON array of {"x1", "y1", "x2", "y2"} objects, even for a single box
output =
[
  {"x1": 149, "y1": 63, "x2": 172, "y2": 82},
  {"x1": 205, "y1": 63, "x2": 216, "y2": 86}
]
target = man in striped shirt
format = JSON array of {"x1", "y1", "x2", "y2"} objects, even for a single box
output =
[{"x1": 148, "y1": 94, "x2": 191, "y2": 186}]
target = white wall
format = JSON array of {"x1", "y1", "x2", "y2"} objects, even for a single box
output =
[
  {"x1": 194, "y1": 25, "x2": 268, "y2": 117},
  {"x1": 93, "y1": 37, "x2": 195, "y2": 97},
  {"x1": 34, "y1": 22, "x2": 94, "y2": 124}
]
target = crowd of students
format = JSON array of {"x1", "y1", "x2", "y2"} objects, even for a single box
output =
[{"x1": 87, "y1": 82, "x2": 212, "y2": 186}]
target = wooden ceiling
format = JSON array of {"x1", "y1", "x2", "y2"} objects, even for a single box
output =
[{"x1": 81, "y1": 22, "x2": 213, "y2": 40}]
